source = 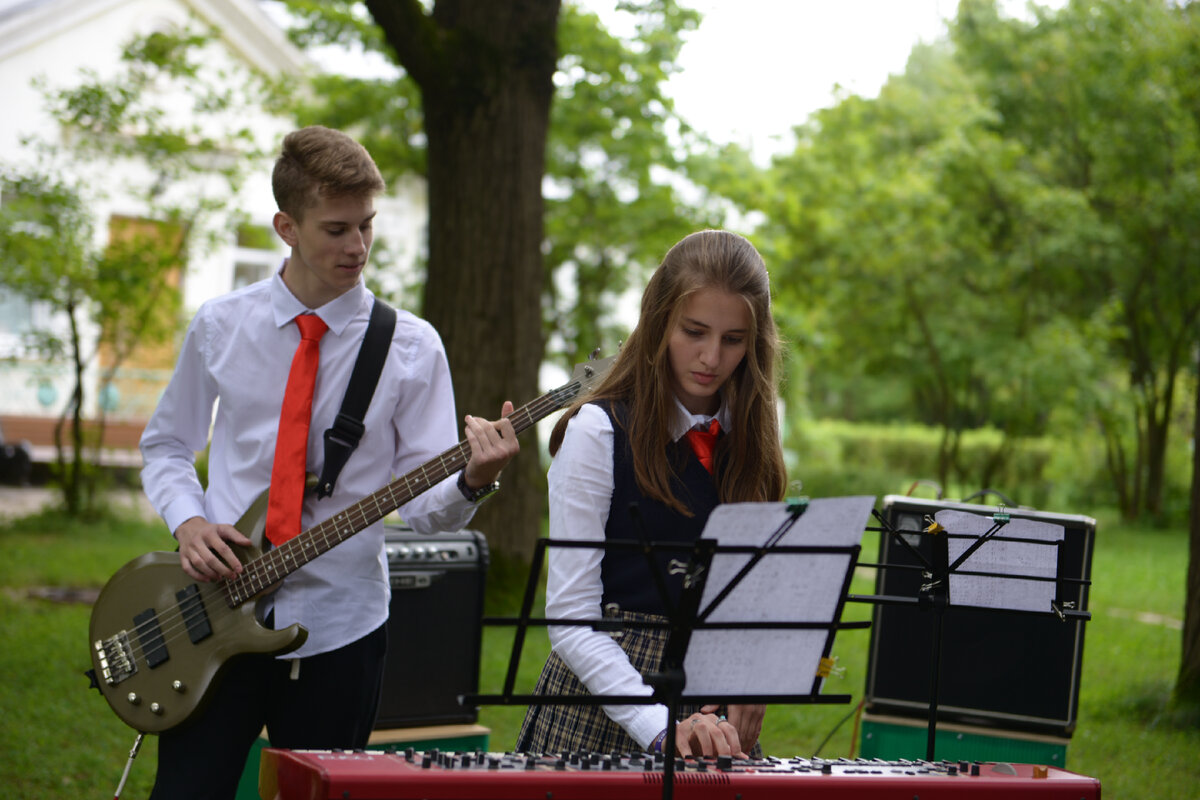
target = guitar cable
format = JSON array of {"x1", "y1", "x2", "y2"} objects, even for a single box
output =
[{"x1": 111, "y1": 732, "x2": 144, "y2": 800}]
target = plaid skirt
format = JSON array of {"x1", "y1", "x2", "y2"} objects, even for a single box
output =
[{"x1": 516, "y1": 610, "x2": 762, "y2": 756}]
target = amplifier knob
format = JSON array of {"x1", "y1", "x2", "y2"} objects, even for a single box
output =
[
  {"x1": 172, "y1": 680, "x2": 186, "y2": 693},
  {"x1": 126, "y1": 693, "x2": 140, "y2": 705},
  {"x1": 150, "y1": 702, "x2": 163, "y2": 714}
]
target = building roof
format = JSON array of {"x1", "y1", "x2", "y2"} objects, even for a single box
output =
[{"x1": 0, "y1": 0, "x2": 310, "y2": 75}]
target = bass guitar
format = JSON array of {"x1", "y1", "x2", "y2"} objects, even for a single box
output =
[{"x1": 88, "y1": 353, "x2": 613, "y2": 733}]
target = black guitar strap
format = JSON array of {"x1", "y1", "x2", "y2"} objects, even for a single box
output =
[{"x1": 317, "y1": 297, "x2": 397, "y2": 499}]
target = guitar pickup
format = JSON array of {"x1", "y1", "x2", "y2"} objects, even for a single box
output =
[
  {"x1": 94, "y1": 631, "x2": 137, "y2": 686},
  {"x1": 176, "y1": 584, "x2": 212, "y2": 644},
  {"x1": 134, "y1": 608, "x2": 169, "y2": 669}
]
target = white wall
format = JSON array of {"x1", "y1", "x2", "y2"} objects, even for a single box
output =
[{"x1": 0, "y1": 0, "x2": 431, "y2": 424}]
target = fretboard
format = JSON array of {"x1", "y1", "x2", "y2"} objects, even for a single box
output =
[{"x1": 222, "y1": 380, "x2": 580, "y2": 607}]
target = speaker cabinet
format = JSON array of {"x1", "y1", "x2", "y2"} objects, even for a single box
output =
[
  {"x1": 375, "y1": 525, "x2": 488, "y2": 729},
  {"x1": 863, "y1": 496, "x2": 1095, "y2": 737}
]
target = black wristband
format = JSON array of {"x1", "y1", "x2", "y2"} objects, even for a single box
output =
[{"x1": 457, "y1": 469, "x2": 500, "y2": 503}]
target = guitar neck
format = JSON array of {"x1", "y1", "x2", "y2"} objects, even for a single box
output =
[{"x1": 223, "y1": 382, "x2": 578, "y2": 605}]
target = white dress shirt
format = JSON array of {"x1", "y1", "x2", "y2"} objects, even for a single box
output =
[
  {"x1": 545, "y1": 396, "x2": 731, "y2": 748},
  {"x1": 140, "y1": 269, "x2": 476, "y2": 658}
]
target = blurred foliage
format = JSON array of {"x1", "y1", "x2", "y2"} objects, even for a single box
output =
[
  {"x1": 690, "y1": 0, "x2": 1200, "y2": 527},
  {"x1": 1, "y1": 23, "x2": 279, "y2": 517},
  {"x1": 273, "y1": 0, "x2": 716, "y2": 368}
]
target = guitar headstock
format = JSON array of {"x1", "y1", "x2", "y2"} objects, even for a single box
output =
[{"x1": 568, "y1": 350, "x2": 616, "y2": 399}]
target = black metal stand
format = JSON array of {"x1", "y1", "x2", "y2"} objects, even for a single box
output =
[
  {"x1": 468, "y1": 499, "x2": 870, "y2": 800},
  {"x1": 851, "y1": 505, "x2": 1092, "y2": 761}
]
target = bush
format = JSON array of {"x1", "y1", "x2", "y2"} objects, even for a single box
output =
[{"x1": 789, "y1": 419, "x2": 1062, "y2": 509}]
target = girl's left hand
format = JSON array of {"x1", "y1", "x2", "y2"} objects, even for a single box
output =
[{"x1": 700, "y1": 703, "x2": 765, "y2": 753}]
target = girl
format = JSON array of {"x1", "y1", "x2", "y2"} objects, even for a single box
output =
[{"x1": 517, "y1": 230, "x2": 788, "y2": 758}]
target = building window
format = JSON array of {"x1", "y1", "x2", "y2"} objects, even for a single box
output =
[
  {"x1": 0, "y1": 286, "x2": 33, "y2": 335},
  {"x1": 233, "y1": 261, "x2": 273, "y2": 290}
]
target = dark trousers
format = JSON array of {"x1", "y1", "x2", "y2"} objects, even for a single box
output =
[{"x1": 149, "y1": 622, "x2": 387, "y2": 800}]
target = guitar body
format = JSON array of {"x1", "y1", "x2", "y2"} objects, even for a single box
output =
[
  {"x1": 88, "y1": 487, "x2": 306, "y2": 733},
  {"x1": 88, "y1": 353, "x2": 615, "y2": 734}
]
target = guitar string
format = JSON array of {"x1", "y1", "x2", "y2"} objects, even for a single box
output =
[
  {"x1": 106, "y1": 443, "x2": 474, "y2": 663},
  {"x1": 101, "y1": 387, "x2": 571, "y2": 663},
  {"x1": 98, "y1": 385, "x2": 580, "y2": 676}
]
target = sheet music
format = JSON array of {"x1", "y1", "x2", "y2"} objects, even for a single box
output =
[
  {"x1": 935, "y1": 509, "x2": 1064, "y2": 612},
  {"x1": 681, "y1": 496, "x2": 875, "y2": 697}
]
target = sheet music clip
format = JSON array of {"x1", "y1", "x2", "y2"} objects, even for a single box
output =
[{"x1": 785, "y1": 496, "x2": 810, "y2": 515}]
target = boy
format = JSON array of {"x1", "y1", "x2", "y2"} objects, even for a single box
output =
[{"x1": 139, "y1": 125, "x2": 518, "y2": 797}]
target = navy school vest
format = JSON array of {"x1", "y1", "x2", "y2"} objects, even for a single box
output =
[{"x1": 597, "y1": 400, "x2": 721, "y2": 615}]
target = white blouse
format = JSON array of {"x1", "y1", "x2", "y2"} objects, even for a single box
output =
[{"x1": 544, "y1": 396, "x2": 730, "y2": 748}]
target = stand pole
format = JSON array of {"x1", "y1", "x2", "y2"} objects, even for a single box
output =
[
  {"x1": 924, "y1": 518, "x2": 950, "y2": 761},
  {"x1": 926, "y1": 600, "x2": 945, "y2": 761},
  {"x1": 662, "y1": 708, "x2": 678, "y2": 800}
]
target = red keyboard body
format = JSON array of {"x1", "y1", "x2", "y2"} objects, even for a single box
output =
[{"x1": 260, "y1": 749, "x2": 1101, "y2": 800}]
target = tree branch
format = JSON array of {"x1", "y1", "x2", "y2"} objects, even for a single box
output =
[{"x1": 364, "y1": 0, "x2": 444, "y2": 91}]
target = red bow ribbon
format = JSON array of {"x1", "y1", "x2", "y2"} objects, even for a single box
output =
[{"x1": 685, "y1": 418, "x2": 721, "y2": 474}]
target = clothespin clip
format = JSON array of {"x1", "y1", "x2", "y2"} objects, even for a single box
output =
[
  {"x1": 786, "y1": 496, "x2": 809, "y2": 515},
  {"x1": 601, "y1": 602, "x2": 624, "y2": 637},
  {"x1": 923, "y1": 517, "x2": 945, "y2": 535},
  {"x1": 816, "y1": 656, "x2": 845, "y2": 679},
  {"x1": 993, "y1": 504, "x2": 1011, "y2": 524}
]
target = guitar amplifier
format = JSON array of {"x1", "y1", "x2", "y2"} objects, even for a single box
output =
[
  {"x1": 375, "y1": 524, "x2": 488, "y2": 729},
  {"x1": 863, "y1": 496, "x2": 1096, "y2": 737}
]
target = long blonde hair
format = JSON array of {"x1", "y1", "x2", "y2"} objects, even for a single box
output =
[{"x1": 551, "y1": 230, "x2": 787, "y2": 514}]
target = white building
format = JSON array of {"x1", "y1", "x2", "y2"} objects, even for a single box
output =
[{"x1": 0, "y1": 0, "x2": 427, "y2": 463}]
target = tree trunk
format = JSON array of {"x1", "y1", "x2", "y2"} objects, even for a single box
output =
[
  {"x1": 1176, "y1": 354, "x2": 1200, "y2": 709},
  {"x1": 368, "y1": 0, "x2": 560, "y2": 561},
  {"x1": 54, "y1": 296, "x2": 87, "y2": 516}
]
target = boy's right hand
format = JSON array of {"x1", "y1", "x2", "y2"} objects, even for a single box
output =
[{"x1": 175, "y1": 516, "x2": 253, "y2": 582}]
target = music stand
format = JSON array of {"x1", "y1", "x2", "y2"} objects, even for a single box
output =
[
  {"x1": 468, "y1": 495, "x2": 876, "y2": 800},
  {"x1": 855, "y1": 504, "x2": 1092, "y2": 760}
]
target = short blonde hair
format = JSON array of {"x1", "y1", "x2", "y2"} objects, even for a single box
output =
[{"x1": 272, "y1": 126, "x2": 385, "y2": 221}]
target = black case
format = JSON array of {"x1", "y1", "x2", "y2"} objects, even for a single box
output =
[
  {"x1": 375, "y1": 525, "x2": 489, "y2": 729},
  {"x1": 862, "y1": 495, "x2": 1095, "y2": 737}
]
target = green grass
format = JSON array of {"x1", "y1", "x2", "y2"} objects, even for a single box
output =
[{"x1": 2, "y1": 496, "x2": 1198, "y2": 798}]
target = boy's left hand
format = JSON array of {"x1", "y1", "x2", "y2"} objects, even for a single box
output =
[{"x1": 462, "y1": 400, "x2": 519, "y2": 488}]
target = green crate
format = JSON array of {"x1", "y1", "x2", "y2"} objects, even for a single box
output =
[
  {"x1": 859, "y1": 714, "x2": 1068, "y2": 767},
  {"x1": 238, "y1": 724, "x2": 490, "y2": 799}
]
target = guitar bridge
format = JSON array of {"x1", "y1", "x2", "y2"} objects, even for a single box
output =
[{"x1": 94, "y1": 631, "x2": 137, "y2": 686}]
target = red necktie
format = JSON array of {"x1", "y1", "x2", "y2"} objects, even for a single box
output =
[
  {"x1": 685, "y1": 418, "x2": 720, "y2": 474},
  {"x1": 266, "y1": 314, "x2": 328, "y2": 546}
]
